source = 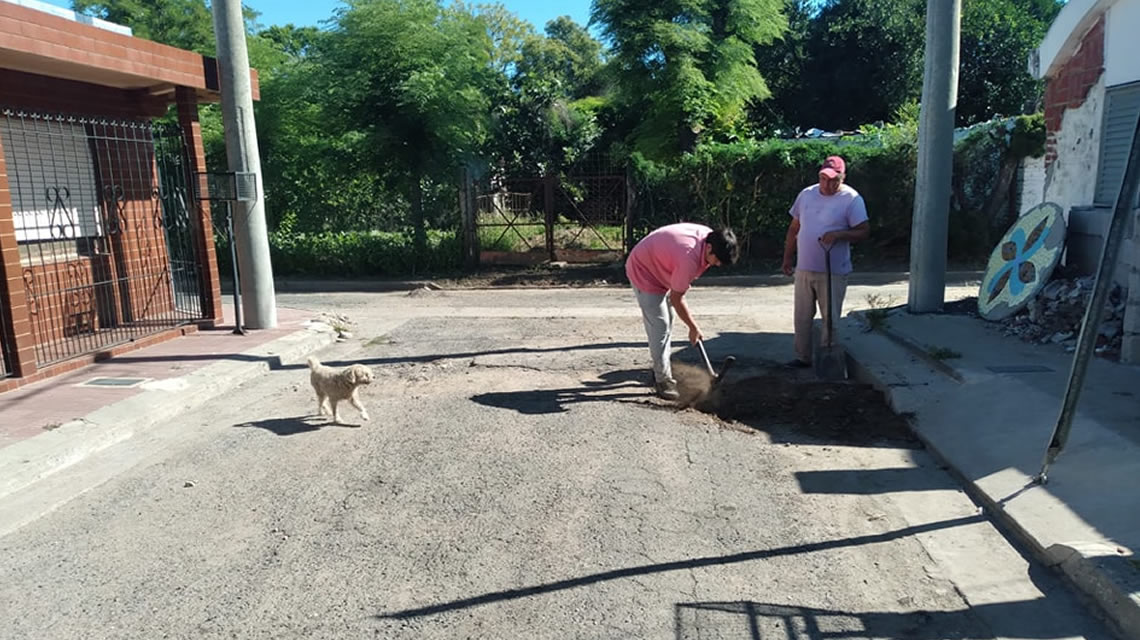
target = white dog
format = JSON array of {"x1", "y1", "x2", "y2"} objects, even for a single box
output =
[{"x1": 306, "y1": 356, "x2": 374, "y2": 424}]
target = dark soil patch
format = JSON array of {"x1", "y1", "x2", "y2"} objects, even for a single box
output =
[
  {"x1": 688, "y1": 371, "x2": 918, "y2": 448},
  {"x1": 437, "y1": 264, "x2": 629, "y2": 289},
  {"x1": 941, "y1": 296, "x2": 979, "y2": 316}
]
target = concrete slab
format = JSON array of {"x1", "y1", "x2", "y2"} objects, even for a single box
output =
[{"x1": 842, "y1": 310, "x2": 1140, "y2": 639}]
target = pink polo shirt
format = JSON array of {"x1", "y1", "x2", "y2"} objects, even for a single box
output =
[{"x1": 625, "y1": 223, "x2": 712, "y2": 295}]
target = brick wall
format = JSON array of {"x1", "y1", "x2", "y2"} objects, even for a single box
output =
[
  {"x1": 0, "y1": 69, "x2": 170, "y2": 119},
  {"x1": 1043, "y1": 16, "x2": 1106, "y2": 169},
  {"x1": 0, "y1": 0, "x2": 235, "y2": 96},
  {"x1": 0, "y1": 72, "x2": 222, "y2": 380}
]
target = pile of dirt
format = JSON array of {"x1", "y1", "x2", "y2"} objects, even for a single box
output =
[{"x1": 680, "y1": 367, "x2": 916, "y2": 446}]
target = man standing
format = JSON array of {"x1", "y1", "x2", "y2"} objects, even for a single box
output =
[
  {"x1": 781, "y1": 155, "x2": 870, "y2": 368},
  {"x1": 627, "y1": 223, "x2": 739, "y2": 399}
]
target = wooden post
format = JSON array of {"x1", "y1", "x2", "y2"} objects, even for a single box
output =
[
  {"x1": 460, "y1": 165, "x2": 479, "y2": 269},
  {"x1": 544, "y1": 174, "x2": 556, "y2": 261}
]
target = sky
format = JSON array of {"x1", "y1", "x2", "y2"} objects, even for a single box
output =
[{"x1": 36, "y1": 0, "x2": 595, "y2": 34}]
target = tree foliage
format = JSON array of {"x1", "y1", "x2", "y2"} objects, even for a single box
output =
[
  {"x1": 957, "y1": 0, "x2": 1063, "y2": 125},
  {"x1": 591, "y1": 0, "x2": 786, "y2": 159},
  {"x1": 751, "y1": 0, "x2": 1064, "y2": 131},
  {"x1": 317, "y1": 0, "x2": 498, "y2": 256},
  {"x1": 69, "y1": 0, "x2": 1065, "y2": 275}
]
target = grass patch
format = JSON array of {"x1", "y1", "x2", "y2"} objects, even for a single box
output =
[
  {"x1": 863, "y1": 293, "x2": 897, "y2": 331},
  {"x1": 927, "y1": 346, "x2": 963, "y2": 360}
]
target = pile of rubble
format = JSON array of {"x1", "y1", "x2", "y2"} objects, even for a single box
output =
[
  {"x1": 308, "y1": 311, "x2": 355, "y2": 341},
  {"x1": 999, "y1": 276, "x2": 1126, "y2": 359}
]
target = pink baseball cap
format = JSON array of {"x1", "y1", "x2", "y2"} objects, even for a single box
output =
[{"x1": 819, "y1": 155, "x2": 846, "y2": 178}]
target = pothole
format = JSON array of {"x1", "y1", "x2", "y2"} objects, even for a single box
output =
[{"x1": 674, "y1": 362, "x2": 917, "y2": 447}]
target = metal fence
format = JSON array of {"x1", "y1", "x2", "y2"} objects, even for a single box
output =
[
  {"x1": 0, "y1": 302, "x2": 11, "y2": 378},
  {"x1": 0, "y1": 108, "x2": 205, "y2": 368},
  {"x1": 470, "y1": 152, "x2": 630, "y2": 263}
]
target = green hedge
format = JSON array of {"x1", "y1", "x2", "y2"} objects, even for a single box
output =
[
  {"x1": 219, "y1": 115, "x2": 1043, "y2": 278},
  {"x1": 216, "y1": 229, "x2": 463, "y2": 278},
  {"x1": 631, "y1": 113, "x2": 1045, "y2": 268}
]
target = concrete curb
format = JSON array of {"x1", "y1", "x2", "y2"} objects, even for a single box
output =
[
  {"x1": 847, "y1": 309, "x2": 966, "y2": 383},
  {"x1": 233, "y1": 271, "x2": 986, "y2": 293},
  {"x1": 843, "y1": 321, "x2": 1140, "y2": 639},
  {"x1": 0, "y1": 325, "x2": 337, "y2": 503}
]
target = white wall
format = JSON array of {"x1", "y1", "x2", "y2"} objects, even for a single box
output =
[
  {"x1": 1105, "y1": 1, "x2": 1140, "y2": 87},
  {"x1": 1018, "y1": 155, "x2": 1048, "y2": 216},
  {"x1": 1045, "y1": 77, "x2": 1108, "y2": 216}
]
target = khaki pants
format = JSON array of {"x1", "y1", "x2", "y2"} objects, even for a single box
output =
[{"x1": 794, "y1": 269, "x2": 848, "y2": 363}]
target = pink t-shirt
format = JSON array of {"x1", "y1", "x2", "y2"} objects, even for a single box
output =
[{"x1": 625, "y1": 223, "x2": 712, "y2": 295}]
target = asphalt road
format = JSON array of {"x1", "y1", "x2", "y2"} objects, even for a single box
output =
[{"x1": 0, "y1": 283, "x2": 1119, "y2": 639}]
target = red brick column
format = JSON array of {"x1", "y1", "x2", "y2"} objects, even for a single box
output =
[
  {"x1": 176, "y1": 87, "x2": 224, "y2": 327},
  {"x1": 0, "y1": 130, "x2": 38, "y2": 377},
  {"x1": 1042, "y1": 16, "x2": 1105, "y2": 170}
]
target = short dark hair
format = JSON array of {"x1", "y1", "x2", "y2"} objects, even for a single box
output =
[{"x1": 707, "y1": 227, "x2": 739, "y2": 265}]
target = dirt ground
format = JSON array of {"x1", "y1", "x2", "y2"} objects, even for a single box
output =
[
  {"x1": 434, "y1": 263, "x2": 631, "y2": 288},
  {"x1": 672, "y1": 362, "x2": 917, "y2": 447}
]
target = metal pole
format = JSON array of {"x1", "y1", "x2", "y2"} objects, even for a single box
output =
[
  {"x1": 908, "y1": 0, "x2": 961, "y2": 313},
  {"x1": 1038, "y1": 108, "x2": 1140, "y2": 484},
  {"x1": 212, "y1": 0, "x2": 277, "y2": 329},
  {"x1": 226, "y1": 203, "x2": 246, "y2": 335}
]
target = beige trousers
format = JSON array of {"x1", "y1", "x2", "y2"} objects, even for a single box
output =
[{"x1": 794, "y1": 269, "x2": 848, "y2": 363}]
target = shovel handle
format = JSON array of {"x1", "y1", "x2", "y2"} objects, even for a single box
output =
[{"x1": 696, "y1": 339, "x2": 716, "y2": 377}]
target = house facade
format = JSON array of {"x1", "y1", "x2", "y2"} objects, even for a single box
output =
[
  {"x1": 0, "y1": 0, "x2": 255, "y2": 390},
  {"x1": 1027, "y1": 0, "x2": 1140, "y2": 362}
]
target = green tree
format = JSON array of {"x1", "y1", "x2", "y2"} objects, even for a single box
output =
[
  {"x1": 258, "y1": 24, "x2": 322, "y2": 58},
  {"x1": 490, "y1": 16, "x2": 607, "y2": 175},
  {"x1": 590, "y1": 0, "x2": 786, "y2": 159},
  {"x1": 799, "y1": 0, "x2": 926, "y2": 130},
  {"x1": 957, "y1": 0, "x2": 1064, "y2": 125},
  {"x1": 749, "y1": 0, "x2": 815, "y2": 134},
  {"x1": 319, "y1": 0, "x2": 497, "y2": 256},
  {"x1": 72, "y1": 0, "x2": 216, "y2": 53},
  {"x1": 756, "y1": 0, "x2": 1063, "y2": 131}
]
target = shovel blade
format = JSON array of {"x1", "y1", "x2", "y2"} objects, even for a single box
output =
[{"x1": 814, "y1": 345, "x2": 847, "y2": 381}]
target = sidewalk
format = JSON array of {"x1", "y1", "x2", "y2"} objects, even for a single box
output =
[
  {"x1": 0, "y1": 304, "x2": 337, "y2": 509},
  {"x1": 842, "y1": 305, "x2": 1140, "y2": 638}
]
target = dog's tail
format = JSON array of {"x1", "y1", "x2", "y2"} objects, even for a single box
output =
[{"x1": 306, "y1": 356, "x2": 320, "y2": 370}]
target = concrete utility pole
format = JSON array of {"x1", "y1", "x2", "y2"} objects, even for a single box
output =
[
  {"x1": 211, "y1": 0, "x2": 277, "y2": 329},
  {"x1": 908, "y1": 0, "x2": 961, "y2": 313}
]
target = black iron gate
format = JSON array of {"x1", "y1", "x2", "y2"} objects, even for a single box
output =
[
  {"x1": 471, "y1": 154, "x2": 631, "y2": 265},
  {"x1": 0, "y1": 295, "x2": 11, "y2": 378},
  {"x1": 0, "y1": 108, "x2": 206, "y2": 368}
]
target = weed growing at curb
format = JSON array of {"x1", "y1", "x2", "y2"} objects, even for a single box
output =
[
  {"x1": 927, "y1": 346, "x2": 963, "y2": 360},
  {"x1": 864, "y1": 293, "x2": 897, "y2": 330}
]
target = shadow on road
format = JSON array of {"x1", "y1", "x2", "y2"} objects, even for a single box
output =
[
  {"x1": 375, "y1": 515, "x2": 984, "y2": 620},
  {"x1": 794, "y1": 467, "x2": 955, "y2": 495},
  {"x1": 471, "y1": 368, "x2": 658, "y2": 415},
  {"x1": 672, "y1": 595, "x2": 1107, "y2": 640},
  {"x1": 233, "y1": 416, "x2": 362, "y2": 435}
]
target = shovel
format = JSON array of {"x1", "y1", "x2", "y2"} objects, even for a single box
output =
[
  {"x1": 697, "y1": 338, "x2": 735, "y2": 387},
  {"x1": 814, "y1": 240, "x2": 847, "y2": 380}
]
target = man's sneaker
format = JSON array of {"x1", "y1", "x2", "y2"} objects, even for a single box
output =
[
  {"x1": 785, "y1": 358, "x2": 811, "y2": 369},
  {"x1": 655, "y1": 380, "x2": 680, "y2": 400}
]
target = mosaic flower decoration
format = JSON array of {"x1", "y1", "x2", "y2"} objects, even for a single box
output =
[{"x1": 978, "y1": 202, "x2": 1066, "y2": 321}]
